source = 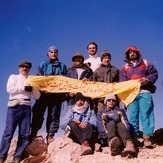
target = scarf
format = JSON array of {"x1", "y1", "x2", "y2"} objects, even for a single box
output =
[{"x1": 72, "y1": 101, "x2": 88, "y2": 114}]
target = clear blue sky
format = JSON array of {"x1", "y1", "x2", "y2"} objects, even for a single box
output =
[{"x1": 0, "y1": 0, "x2": 163, "y2": 138}]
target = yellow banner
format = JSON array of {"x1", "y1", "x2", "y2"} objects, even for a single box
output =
[{"x1": 26, "y1": 75, "x2": 140, "y2": 106}]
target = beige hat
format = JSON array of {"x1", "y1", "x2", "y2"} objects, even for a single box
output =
[{"x1": 104, "y1": 93, "x2": 116, "y2": 104}]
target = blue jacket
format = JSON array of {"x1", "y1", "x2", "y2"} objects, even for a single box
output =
[
  {"x1": 97, "y1": 107, "x2": 130, "y2": 138},
  {"x1": 37, "y1": 59, "x2": 67, "y2": 76},
  {"x1": 60, "y1": 106, "x2": 97, "y2": 130}
]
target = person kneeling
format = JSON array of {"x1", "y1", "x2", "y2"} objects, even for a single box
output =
[
  {"x1": 61, "y1": 92, "x2": 97, "y2": 156},
  {"x1": 97, "y1": 93, "x2": 136, "y2": 157}
]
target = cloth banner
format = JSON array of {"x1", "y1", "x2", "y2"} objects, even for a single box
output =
[{"x1": 26, "y1": 75, "x2": 140, "y2": 106}]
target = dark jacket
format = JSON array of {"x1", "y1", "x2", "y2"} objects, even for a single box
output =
[
  {"x1": 66, "y1": 64, "x2": 93, "y2": 106},
  {"x1": 93, "y1": 64, "x2": 119, "y2": 83},
  {"x1": 97, "y1": 107, "x2": 130, "y2": 138}
]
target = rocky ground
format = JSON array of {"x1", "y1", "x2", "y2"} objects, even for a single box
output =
[{"x1": 4, "y1": 128, "x2": 163, "y2": 163}]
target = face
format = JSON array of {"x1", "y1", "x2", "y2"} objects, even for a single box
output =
[
  {"x1": 128, "y1": 51, "x2": 138, "y2": 61},
  {"x1": 48, "y1": 50, "x2": 58, "y2": 60},
  {"x1": 102, "y1": 56, "x2": 110, "y2": 65},
  {"x1": 106, "y1": 99, "x2": 116, "y2": 109},
  {"x1": 73, "y1": 57, "x2": 83, "y2": 65},
  {"x1": 76, "y1": 99, "x2": 85, "y2": 107},
  {"x1": 19, "y1": 66, "x2": 30, "y2": 76},
  {"x1": 88, "y1": 44, "x2": 97, "y2": 56}
]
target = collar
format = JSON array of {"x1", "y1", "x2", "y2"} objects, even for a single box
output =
[{"x1": 89, "y1": 54, "x2": 98, "y2": 59}]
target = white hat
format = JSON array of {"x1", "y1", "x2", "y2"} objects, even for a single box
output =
[{"x1": 104, "y1": 93, "x2": 116, "y2": 104}]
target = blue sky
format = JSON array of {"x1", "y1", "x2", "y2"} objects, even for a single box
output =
[{"x1": 0, "y1": 0, "x2": 163, "y2": 138}]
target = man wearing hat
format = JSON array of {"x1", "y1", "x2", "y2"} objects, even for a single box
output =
[
  {"x1": 29, "y1": 46, "x2": 67, "y2": 145},
  {"x1": 92, "y1": 50, "x2": 119, "y2": 111},
  {"x1": 120, "y1": 45, "x2": 158, "y2": 148},
  {"x1": 61, "y1": 92, "x2": 97, "y2": 156},
  {"x1": 0, "y1": 61, "x2": 40, "y2": 163},
  {"x1": 66, "y1": 52, "x2": 93, "y2": 109},
  {"x1": 97, "y1": 93, "x2": 136, "y2": 157}
]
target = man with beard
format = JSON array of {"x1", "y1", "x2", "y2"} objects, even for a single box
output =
[
  {"x1": 119, "y1": 46, "x2": 158, "y2": 148},
  {"x1": 61, "y1": 92, "x2": 97, "y2": 156},
  {"x1": 66, "y1": 52, "x2": 93, "y2": 109}
]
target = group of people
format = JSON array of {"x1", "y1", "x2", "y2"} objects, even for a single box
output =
[{"x1": 0, "y1": 42, "x2": 158, "y2": 163}]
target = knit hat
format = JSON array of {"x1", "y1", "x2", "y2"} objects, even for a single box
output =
[
  {"x1": 74, "y1": 92, "x2": 85, "y2": 102},
  {"x1": 104, "y1": 93, "x2": 116, "y2": 104},
  {"x1": 48, "y1": 46, "x2": 58, "y2": 53},
  {"x1": 125, "y1": 46, "x2": 140, "y2": 60},
  {"x1": 72, "y1": 52, "x2": 84, "y2": 63},
  {"x1": 100, "y1": 50, "x2": 111, "y2": 61},
  {"x1": 18, "y1": 60, "x2": 32, "y2": 68}
]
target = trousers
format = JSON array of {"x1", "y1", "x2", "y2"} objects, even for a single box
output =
[{"x1": 0, "y1": 105, "x2": 31, "y2": 159}]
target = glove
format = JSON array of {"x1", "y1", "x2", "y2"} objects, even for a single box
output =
[{"x1": 25, "y1": 86, "x2": 33, "y2": 92}]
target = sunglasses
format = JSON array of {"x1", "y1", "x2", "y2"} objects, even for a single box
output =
[{"x1": 107, "y1": 99, "x2": 116, "y2": 102}]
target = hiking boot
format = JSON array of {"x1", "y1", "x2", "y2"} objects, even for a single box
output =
[
  {"x1": 109, "y1": 136, "x2": 121, "y2": 156},
  {"x1": 134, "y1": 137, "x2": 144, "y2": 147},
  {"x1": 143, "y1": 135, "x2": 153, "y2": 148},
  {"x1": 46, "y1": 135, "x2": 54, "y2": 145},
  {"x1": 123, "y1": 140, "x2": 136, "y2": 156},
  {"x1": 80, "y1": 141, "x2": 92, "y2": 155}
]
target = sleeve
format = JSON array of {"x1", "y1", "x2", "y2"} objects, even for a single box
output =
[
  {"x1": 37, "y1": 61, "x2": 45, "y2": 76},
  {"x1": 32, "y1": 89, "x2": 41, "y2": 100},
  {"x1": 61, "y1": 64, "x2": 67, "y2": 75},
  {"x1": 96, "y1": 111, "x2": 108, "y2": 138},
  {"x1": 60, "y1": 109, "x2": 73, "y2": 130},
  {"x1": 119, "y1": 66, "x2": 127, "y2": 82},
  {"x1": 88, "y1": 109, "x2": 97, "y2": 127},
  {"x1": 7, "y1": 75, "x2": 24, "y2": 94},
  {"x1": 146, "y1": 62, "x2": 158, "y2": 84}
]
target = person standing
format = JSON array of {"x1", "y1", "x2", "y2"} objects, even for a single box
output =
[
  {"x1": 61, "y1": 92, "x2": 97, "y2": 156},
  {"x1": 93, "y1": 50, "x2": 119, "y2": 111},
  {"x1": 29, "y1": 46, "x2": 67, "y2": 145},
  {"x1": 0, "y1": 61, "x2": 40, "y2": 163},
  {"x1": 66, "y1": 52, "x2": 93, "y2": 109},
  {"x1": 84, "y1": 42, "x2": 101, "y2": 72},
  {"x1": 119, "y1": 45, "x2": 158, "y2": 148}
]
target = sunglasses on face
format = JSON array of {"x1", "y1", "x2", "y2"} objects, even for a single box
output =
[{"x1": 107, "y1": 99, "x2": 116, "y2": 102}]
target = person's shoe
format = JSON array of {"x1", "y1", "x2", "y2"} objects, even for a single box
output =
[
  {"x1": 143, "y1": 135, "x2": 153, "y2": 148},
  {"x1": 123, "y1": 140, "x2": 136, "y2": 157},
  {"x1": 109, "y1": 136, "x2": 121, "y2": 156},
  {"x1": 46, "y1": 135, "x2": 54, "y2": 145},
  {"x1": 13, "y1": 157, "x2": 21, "y2": 163},
  {"x1": 134, "y1": 137, "x2": 144, "y2": 147},
  {"x1": 80, "y1": 141, "x2": 92, "y2": 155},
  {"x1": 0, "y1": 158, "x2": 4, "y2": 163}
]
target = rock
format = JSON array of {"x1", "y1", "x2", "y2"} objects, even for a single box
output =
[
  {"x1": 5, "y1": 129, "x2": 163, "y2": 163},
  {"x1": 24, "y1": 136, "x2": 47, "y2": 157}
]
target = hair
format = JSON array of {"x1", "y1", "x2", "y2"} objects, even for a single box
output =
[{"x1": 87, "y1": 42, "x2": 98, "y2": 50}]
